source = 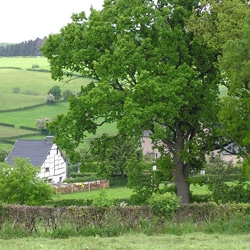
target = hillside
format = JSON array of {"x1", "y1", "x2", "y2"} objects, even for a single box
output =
[{"x1": 0, "y1": 57, "x2": 107, "y2": 151}]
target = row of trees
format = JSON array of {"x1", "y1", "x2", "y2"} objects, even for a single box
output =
[
  {"x1": 0, "y1": 37, "x2": 46, "y2": 57},
  {"x1": 41, "y1": 0, "x2": 250, "y2": 204}
]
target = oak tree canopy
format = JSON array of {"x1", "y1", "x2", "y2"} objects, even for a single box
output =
[{"x1": 41, "y1": 0, "x2": 221, "y2": 204}]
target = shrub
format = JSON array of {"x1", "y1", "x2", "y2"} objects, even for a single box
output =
[
  {"x1": 93, "y1": 189, "x2": 113, "y2": 208},
  {"x1": 0, "y1": 158, "x2": 53, "y2": 205},
  {"x1": 0, "y1": 149, "x2": 9, "y2": 162},
  {"x1": 148, "y1": 192, "x2": 180, "y2": 218},
  {"x1": 48, "y1": 85, "x2": 62, "y2": 100},
  {"x1": 32, "y1": 64, "x2": 39, "y2": 68},
  {"x1": 12, "y1": 87, "x2": 20, "y2": 93},
  {"x1": 62, "y1": 89, "x2": 75, "y2": 101}
]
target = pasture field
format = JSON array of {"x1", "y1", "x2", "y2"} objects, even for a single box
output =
[
  {"x1": 0, "y1": 57, "x2": 113, "y2": 150},
  {"x1": 55, "y1": 187, "x2": 134, "y2": 200},
  {"x1": 0, "y1": 126, "x2": 39, "y2": 138},
  {"x1": 54, "y1": 183, "x2": 209, "y2": 201},
  {"x1": 0, "y1": 102, "x2": 69, "y2": 127},
  {"x1": 0, "y1": 233, "x2": 249, "y2": 250},
  {"x1": 0, "y1": 69, "x2": 89, "y2": 110},
  {"x1": 0, "y1": 56, "x2": 51, "y2": 69}
]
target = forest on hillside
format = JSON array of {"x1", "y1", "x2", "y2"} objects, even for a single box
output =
[{"x1": 0, "y1": 37, "x2": 46, "y2": 57}]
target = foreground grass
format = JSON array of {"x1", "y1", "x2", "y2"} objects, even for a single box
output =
[{"x1": 0, "y1": 233, "x2": 249, "y2": 250}]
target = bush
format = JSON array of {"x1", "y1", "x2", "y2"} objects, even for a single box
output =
[
  {"x1": 62, "y1": 89, "x2": 76, "y2": 101},
  {"x1": 12, "y1": 87, "x2": 20, "y2": 93},
  {"x1": 48, "y1": 85, "x2": 62, "y2": 100},
  {"x1": 0, "y1": 158, "x2": 53, "y2": 205},
  {"x1": 69, "y1": 172, "x2": 85, "y2": 178},
  {"x1": 93, "y1": 189, "x2": 113, "y2": 208},
  {"x1": 148, "y1": 192, "x2": 180, "y2": 218},
  {"x1": 0, "y1": 149, "x2": 9, "y2": 162},
  {"x1": 109, "y1": 176, "x2": 128, "y2": 187},
  {"x1": 63, "y1": 175, "x2": 99, "y2": 183}
]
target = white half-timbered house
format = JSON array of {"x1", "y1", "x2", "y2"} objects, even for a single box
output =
[{"x1": 6, "y1": 136, "x2": 67, "y2": 183}]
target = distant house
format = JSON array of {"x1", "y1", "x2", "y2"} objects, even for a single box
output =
[
  {"x1": 141, "y1": 131, "x2": 243, "y2": 166},
  {"x1": 141, "y1": 130, "x2": 160, "y2": 160},
  {"x1": 6, "y1": 136, "x2": 67, "y2": 183},
  {"x1": 206, "y1": 143, "x2": 243, "y2": 165}
]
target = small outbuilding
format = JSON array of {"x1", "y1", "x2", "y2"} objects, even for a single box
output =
[{"x1": 6, "y1": 136, "x2": 67, "y2": 183}]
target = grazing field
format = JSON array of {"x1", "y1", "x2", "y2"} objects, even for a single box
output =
[
  {"x1": 0, "y1": 57, "x2": 115, "y2": 150},
  {"x1": 0, "y1": 56, "x2": 51, "y2": 69},
  {"x1": 0, "y1": 126, "x2": 39, "y2": 138},
  {"x1": 0, "y1": 233, "x2": 249, "y2": 250},
  {"x1": 0, "y1": 102, "x2": 69, "y2": 127},
  {"x1": 54, "y1": 183, "x2": 209, "y2": 201},
  {"x1": 54, "y1": 187, "x2": 134, "y2": 200},
  {"x1": 0, "y1": 69, "x2": 89, "y2": 110}
]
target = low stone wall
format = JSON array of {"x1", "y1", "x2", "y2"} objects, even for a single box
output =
[{"x1": 52, "y1": 180, "x2": 109, "y2": 194}]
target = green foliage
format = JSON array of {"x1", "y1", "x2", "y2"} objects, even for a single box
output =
[
  {"x1": 41, "y1": 0, "x2": 222, "y2": 204},
  {"x1": 109, "y1": 176, "x2": 127, "y2": 187},
  {"x1": 0, "y1": 158, "x2": 53, "y2": 205},
  {"x1": 36, "y1": 117, "x2": 52, "y2": 131},
  {"x1": 0, "y1": 149, "x2": 9, "y2": 162},
  {"x1": 189, "y1": 0, "x2": 250, "y2": 157},
  {"x1": 205, "y1": 162, "x2": 250, "y2": 203},
  {"x1": 12, "y1": 87, "x2": 20, "y2": 94},
  {"x1": 47, "y1": 85, "x2": 62, "y2": 100},
  {"x1": 46, "y1": 199, "x2": 93, "y2": 207},
  {"x1": 62, "y1": 89, "x2": 75, "y2": 101},
  {"x1": 242, "y1": 156, "x2": 250, "y2": 180},
  {"x1": 148, "y1": 193, "x2": 180, "y2": 218},
  {"x1": 87, "y1": 134, "x2": 142, "y2": 178},
  {"x1": 93, "y1": 189, "x2": 113, "y2": 208}
]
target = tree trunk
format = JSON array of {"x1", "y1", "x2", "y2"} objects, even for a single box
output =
[{"x1": 173, "y1": 130, "x2": 190, "y2": 205}]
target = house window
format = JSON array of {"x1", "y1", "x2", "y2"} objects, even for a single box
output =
[
  {"x1": 45, "y1": 167, "x2": 49, "y2": 172},
  {"x1": 59, "y1": 177, "x2": 63, "y2": 183}
]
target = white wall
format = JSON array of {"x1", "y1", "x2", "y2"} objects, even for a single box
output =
[{"x1": 38, "y1": 144, "x2": 67, "y2": 183}]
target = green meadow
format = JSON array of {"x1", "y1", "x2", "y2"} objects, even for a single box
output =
[{"x1": 0, "y1": 57, "x2": 116, "y2": 150}]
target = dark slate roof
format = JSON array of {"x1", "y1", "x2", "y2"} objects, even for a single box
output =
[
  {"x1": 6, "y1": 137, "x2": 54, "y2": 166},
  {"x1": 222, "y1": 143, "x2": 240, "y2": 155}
]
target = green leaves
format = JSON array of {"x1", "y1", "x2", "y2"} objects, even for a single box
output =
[
  {"x1": 42, "y1": 0, "x2": 221, "y2": 204},
  {"x1": 0, "y1": 158, "x2": 53, "y2": 205}
]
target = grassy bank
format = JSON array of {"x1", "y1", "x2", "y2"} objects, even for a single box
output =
[{"x1": 0, "y1": 233, "x2": 249, "y2": 250}]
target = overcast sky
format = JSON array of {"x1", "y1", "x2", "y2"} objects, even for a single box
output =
[{"x1": 1, "y1": 0, "x2": 104, "y2": 43}]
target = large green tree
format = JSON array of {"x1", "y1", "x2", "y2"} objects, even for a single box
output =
[
  {"x1": 41, "y1": 0, "x2": 220, "y2": 204},
  {"x1": 189, "y1": 0, "x2": 250, "y2": 157}
]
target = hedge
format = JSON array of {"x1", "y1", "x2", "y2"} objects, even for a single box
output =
[
  {"x1": 0, "y1": 103, "x2": 46, "y2": 113},
  {"x1": 0, "y1": 123, "x2": 14, "y2": 127},
  {"x1": 0, "y1": 203, "x2": 249, "y2": 236}
]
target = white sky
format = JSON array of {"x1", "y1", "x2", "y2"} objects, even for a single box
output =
[{"x1": 0, "y1": 0, "x2": 104, "y2": 43}]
